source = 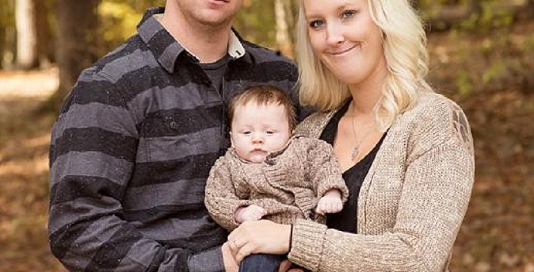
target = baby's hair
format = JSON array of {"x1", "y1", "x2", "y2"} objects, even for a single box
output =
[{"x1": 228, "y1": 85, "x2": 297, "y2": 131}]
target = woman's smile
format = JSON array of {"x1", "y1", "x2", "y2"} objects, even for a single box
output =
[{"x1": 327, "y1": 44, "x2": 360, "y2": 56}]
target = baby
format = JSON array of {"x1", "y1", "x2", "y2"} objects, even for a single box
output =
[{"x1": 205, "y1": 85, "x2": 348, "y2": 272}]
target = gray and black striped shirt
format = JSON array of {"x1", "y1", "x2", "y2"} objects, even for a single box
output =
[{"x1": 49, "y1": 7, "x2": 299, "y2": 272}]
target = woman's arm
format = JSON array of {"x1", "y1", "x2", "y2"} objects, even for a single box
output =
[
  {"x1": 288, "y1": 100, "x2": 475, "y2": 272},
  {"x1": 230, "y1": 99, "x2": 475, "y2": 272}
]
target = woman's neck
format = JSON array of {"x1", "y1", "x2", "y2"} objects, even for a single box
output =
[
  {"x1": 348, "y1": 84, "x2": 383, "y2": 116},
  {"x1": 348, "y1": 55, "x2": 388, "y2": 115}
]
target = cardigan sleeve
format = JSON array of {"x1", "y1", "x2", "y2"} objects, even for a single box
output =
[
  {"x1": 288, "y1": 98, "x2": 475, "y2": 272},
  {"x1": 303, "y1": 138, "x2": 349, "y2": 202},
  {"x1": 205, "y1": 156, "x2": 251, "y2": 231}
]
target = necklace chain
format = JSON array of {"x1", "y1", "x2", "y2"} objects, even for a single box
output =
[{"x1": 349, "y1": 103, "x2": 374, "y2": 161}]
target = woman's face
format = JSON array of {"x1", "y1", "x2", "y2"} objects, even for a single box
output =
[{"x1": 302, "y1": 0, "x2": 387, "y2": 88}]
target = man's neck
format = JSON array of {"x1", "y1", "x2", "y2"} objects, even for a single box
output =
[{"x1": 160, "y1": 11, "x2": 231, "y2": 63}]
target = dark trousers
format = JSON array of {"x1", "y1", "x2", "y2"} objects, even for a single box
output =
[{"x1": 239, "y1": 254, "x2": 285, "y2": 272}]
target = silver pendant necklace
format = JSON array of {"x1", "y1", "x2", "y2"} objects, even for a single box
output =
[{"x1": 349, "y1": 103, "x2": 374, "y2": 161}]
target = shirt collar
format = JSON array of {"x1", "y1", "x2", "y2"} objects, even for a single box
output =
[{"x1": 137, "y1": 7, "x2": 251, "y2": 73}]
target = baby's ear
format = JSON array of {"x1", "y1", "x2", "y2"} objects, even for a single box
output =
[{"x1": 229, "y1": 132, "x2": 235, "y2": 147}]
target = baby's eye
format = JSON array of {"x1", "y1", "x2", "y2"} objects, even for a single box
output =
[
  {"x1": 309, "y1": 19, "x2": 324, "y2": 29},
  {"x1": 265, "y1": 131, "x2": 275, "y2": 135},
  {"x1": 242, "y1": 131, "x2": 251, "y2": 136}
]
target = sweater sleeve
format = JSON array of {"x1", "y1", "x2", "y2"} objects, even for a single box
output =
[
  {"x1": 205, "y1": 156, "x2": 250, "y2": 231},
  {"x1": 205, "y1": 153, "x2": 309, "y2": 229},
  {"x1": 304, "y1": 138, "x2": 349, "y2": 202},
  {"x1": 48, "y1": 70, "x2": 223, "y2": 272},
  {"x1": 288, "y1": 99, "x2": 475, "y2": 272}
]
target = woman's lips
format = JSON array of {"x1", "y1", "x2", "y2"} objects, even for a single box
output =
[{"x1": 329, "y1": 44, "x2": 359, "y2": 56}]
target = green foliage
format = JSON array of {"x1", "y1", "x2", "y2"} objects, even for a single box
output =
[
  {"x1": 99, "y1": 2, "x2": 140, "y2": 43},
  {"x1": 234, "y1": 0, "x2": 277, "y2": 49},
  {"x1": 97, "y1": 0, "x2": 164, "y2": 54},
  {"x1": 482, "y1": 60, "x2": 507, "y2": 85},
  {"x1": 455, "y1": 69, "x2": 473, "y2": 95},
  {"x1": 457, "y1": 1, "x2": 514, "y2": 33}
]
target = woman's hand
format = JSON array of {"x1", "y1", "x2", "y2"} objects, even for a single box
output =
[
  {"x1": 227, "y1": 220, "x2": 292, "y2": 263},
  {"x1": 221, "y1": 242, "x2": 239, "y2": 272},
  {"x1": 279, "y1": 260, "x2": 304, "y2": 272}
]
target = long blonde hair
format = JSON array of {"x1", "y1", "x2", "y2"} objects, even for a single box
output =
[{"x1": 296, "y1": 0, "x2": 432, "y2": 131}]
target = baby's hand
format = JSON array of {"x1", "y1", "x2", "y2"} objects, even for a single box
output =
[
  {"x1": 235, "y1": 205, "x2": 266, "y2": 223},
  {"x1": 315, "y1": 189, "x2": 343, "y2": 215}
]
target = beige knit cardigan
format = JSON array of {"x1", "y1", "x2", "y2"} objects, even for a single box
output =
[
  {"x1": 288, "y1": 92, "x2": 475, "y2": 272},
  {"x1": 205, "y1": 137, "x2": 349, "y2": 231}
]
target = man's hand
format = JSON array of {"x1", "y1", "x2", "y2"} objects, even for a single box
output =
[
  {"x1": 315, "y1": 189, "x2": 343, "y2": 215},
  {"x1": 234, "y1": 205, "x2": 266, "y2": 223},
  {"x1": 222, "y1": 242, "x2": 239, "y2": 272}
]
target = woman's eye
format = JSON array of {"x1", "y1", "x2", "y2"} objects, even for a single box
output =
[
  {"x1": 309, "y1": 20, "x2": 324, "y2": 29},
  {"x1": 341, "y1": 10, "x2": 357, "y2": 19}
]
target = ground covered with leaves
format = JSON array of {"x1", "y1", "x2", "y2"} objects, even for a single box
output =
[{"x1": 0, "y1": 22, "x2": 532, "y2": 272}]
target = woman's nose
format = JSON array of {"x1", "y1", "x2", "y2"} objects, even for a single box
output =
[{"x1": 326, "y1": 25, "x2": 345, "y2": 46}]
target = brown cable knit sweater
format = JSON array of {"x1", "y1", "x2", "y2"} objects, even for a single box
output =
[
  {"x1": 288, "y1": 92, "x2": 475, "y2": 272},
  {"x1": 205, "y1": 137, "x2": 349, "y2": 231}
]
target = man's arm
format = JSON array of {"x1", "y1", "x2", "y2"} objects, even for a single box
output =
[{"x1": 49, "y1": 70, "x2": 224, "y2": 272}]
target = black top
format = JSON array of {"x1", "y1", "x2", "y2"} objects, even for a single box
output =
[
  {"x1": 199, "y1": 54, "x2": 231, "y2": 96},
  {"x1": 320, "y1": 100, "x2": 387, "y2": 233}
]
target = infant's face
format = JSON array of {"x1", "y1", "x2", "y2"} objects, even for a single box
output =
[{"x1": 230, "y1": 103, "x2": 291, "y2": 163}]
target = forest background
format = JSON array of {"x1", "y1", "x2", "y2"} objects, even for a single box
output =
[{"x1": 0, "y1": 0, "x2": 532, "y2": 271}]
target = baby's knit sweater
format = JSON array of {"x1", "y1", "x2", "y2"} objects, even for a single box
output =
[{"x1": 205, "y1": 136, "x2": 349, "y2": 231}]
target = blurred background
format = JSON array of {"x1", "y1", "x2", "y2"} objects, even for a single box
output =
[{"x1": 0, "y1": 0, "x2": 532, "y2": 271}]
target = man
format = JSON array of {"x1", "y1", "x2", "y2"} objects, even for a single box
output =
[{"x1": 48, "y1": 0, "x2": 300, "y2": 271}]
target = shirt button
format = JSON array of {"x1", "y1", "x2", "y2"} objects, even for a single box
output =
[{"x1": 169, "y1": 121, "x2": 178, "y2": 130}]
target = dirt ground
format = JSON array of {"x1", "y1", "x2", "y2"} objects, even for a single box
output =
[
  {"x1": 0, "y1": 24, "x2": 532, "y2": 271},
  {"x1": 0, "y1": 68, "x2": 64, "y2": 271}
]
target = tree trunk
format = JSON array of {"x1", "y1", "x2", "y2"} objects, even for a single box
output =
[
  {"x1": 35, "y1": 0, "x2": 54, "y2": 65},
  {"x1": 55, "y1": 0, "x2": 100, "y2": 105},
  {"x1": 511, "y1": 0, "x2": 534, "y2": 20},
  {"x1": 15, "y1": 0, "x2": 38, "y2": 69},
  {"x1": 274, "y1": 0, "x2": 295, "y2": 58},
  {"x1": 0, "y1": 0, "x2": 16, "y2": 69}
]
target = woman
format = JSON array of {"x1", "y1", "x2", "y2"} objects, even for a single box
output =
[{"x1": 226, "y1": 0, "x2": 475, "y2": 271}]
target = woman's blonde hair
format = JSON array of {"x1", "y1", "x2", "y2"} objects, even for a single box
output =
[{"x1": 296, "y1": 0, "x2": 432, "y2": 131}]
